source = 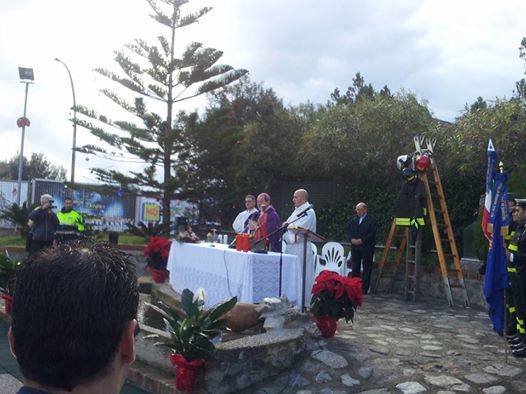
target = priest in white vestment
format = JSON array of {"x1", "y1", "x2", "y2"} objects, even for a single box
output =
[
  {"x1": 283, "y1": 189, "x2": 317, "y2": 306},
  {"x1": 232, "y1": 194, "x2": 258, "y2": 233}
]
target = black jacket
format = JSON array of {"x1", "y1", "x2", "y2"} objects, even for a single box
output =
[
  {"x1": 28, "y1": 207, "x2": 59, "y2": 242},
  {"x1": 346, "y1": 214, "x2": 377, "y2": 251}
]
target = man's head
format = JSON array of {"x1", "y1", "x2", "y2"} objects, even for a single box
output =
[
  {"x1": 257, "y1": 193, "x2": 271, "y2": 212},
  {"x1": 40, "y1": 194, "x2": 53, "y2": 208},
  {"x1": 514, "y1": 199, "x2": 526, "y2": 224},
  {"x1": 292, "y1": 189, "x2": 309, "y2": 208},
  {"x1": 355, "y1": 202, "x2": 368, "y2": 218},
  {"x1": 64, "y1": 196, "x2": 74, "y2": 211},
  {"x1": 9, "y1": 240, "x2": 139, "y2": 392},
  {"x1": 244, "y1": 194, "x2": 256, "y2": 211}
]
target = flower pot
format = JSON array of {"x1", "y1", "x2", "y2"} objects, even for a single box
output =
[
  {"x1": 148, "y1": 266, "x2": 169, "y2": 283},
  {"x1": 1, "y1": 294, "x2": 13, "y2": 316},
  {"x1": 316, "y1": 316, "x2": 338, "y2": 338},
  {"x1": 170, "y1": 353, "x2": 205, "y2": 392}
]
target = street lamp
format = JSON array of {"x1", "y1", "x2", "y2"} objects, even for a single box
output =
[
  {"x1": 16, "y1": 67, "x2": 34, "y2": 206},
  {"x1": 55, "y1": 57, "x2": 77, "y2": 184}
]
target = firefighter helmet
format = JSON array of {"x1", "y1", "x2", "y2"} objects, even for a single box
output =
[{"x1": 396, "y1": 155, "x2": 412, "y2": 171}]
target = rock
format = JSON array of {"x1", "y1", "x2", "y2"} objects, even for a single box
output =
[
  {"x1": 464, "y1": 373, "x2": 498, "y2": 384},
  {"x1": 422, "y1": 345, "x2": 443, "y2": 351},
  {"x1": 310, "y1": 350, "x2": 349, "y2": 369},
  {"x1": 424, "y1": 374, "x2": 464, "y2": 388},
  {"x1": 369, "y1": 345, "x2": 390, "y2": 355},
  {"x1": 340, "y1": 373, "x2": 360, "y2": 387},
  {"x1": 315, "y1": 371, "x2": 332, "y2": 384},
  {"x1": 482, "y1": 386, "x2": 506, "y2": 394},
  {"x1": 395, "y1": 381, "x2": 427, "y2": 394},
  {"x1": 484, "y1": 363, "x2": 522, "y2": 377},
  {"x1": 358, "y1": 366, "x2": 374, "y2": 380}
]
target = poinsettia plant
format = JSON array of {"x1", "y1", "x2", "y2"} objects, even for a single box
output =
[
  {"x1": 144, "y1": 236, "x2": 172, "y2": 270},
  {"x1": 310, "y1": 270, "x2": 363, "y2": 323}
]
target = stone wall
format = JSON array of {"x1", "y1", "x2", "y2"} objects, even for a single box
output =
[{"x1": 373, "y1": 257, "x2": 487, "y2": 310}]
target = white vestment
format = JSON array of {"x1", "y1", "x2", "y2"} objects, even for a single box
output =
[
  {"x1": 232, "y1": 208, "x2": 258, "y2": 233},
  {"x1": 283, "y1": 202, "x2": 317, "y2": 305}
]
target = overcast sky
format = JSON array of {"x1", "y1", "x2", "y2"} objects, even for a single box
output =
[{"x1": 0, "y1": 0, "x2": 525, "y2": 183}]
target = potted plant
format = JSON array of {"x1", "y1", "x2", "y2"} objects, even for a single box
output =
[
  {"x1": 144, "y1": 236, "x2": 172, "y2": 283},
  {"x1": 147, "y1": 288, "x2": 237, "y2": 392},
  {"x1": 0, "y1": 252, "x2": 22, "y2": 316},
  {"x1": 310, "y1": 270, "x2": 363, "y2": 338}
]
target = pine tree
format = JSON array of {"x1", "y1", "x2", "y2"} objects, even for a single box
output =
[{"x1": 77, "y1": 0, "x2": 247, "y2": 227}]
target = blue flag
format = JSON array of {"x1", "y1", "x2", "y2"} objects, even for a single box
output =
[{"x1": 483, "y1": 171, "x2": 509, "y2": 335}]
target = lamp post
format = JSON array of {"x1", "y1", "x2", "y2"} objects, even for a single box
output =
[
  {"x1": 16, "y1": 67, "x2": 34, "y2": 206},
  {"x1": 55, "y1": 58, "x2": 77, "y2": 184}
]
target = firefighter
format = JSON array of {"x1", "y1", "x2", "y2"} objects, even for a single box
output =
[
  {"x1": 505, "y1": 194, "x2": 519, "y2": 344},
  {"x1": 55, "y1": 197, "x2": 85, "y2": 243},
  {"x1": 507, "y1": 198, "x2": 526, "y2": 357},
  {"x1": 393, "y1": 156, "x2": 426, "y2": 229}
]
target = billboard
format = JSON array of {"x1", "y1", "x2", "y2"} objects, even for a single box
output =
[{"x1": 0, "y1": 181, "x2": 29, "y2": 228}]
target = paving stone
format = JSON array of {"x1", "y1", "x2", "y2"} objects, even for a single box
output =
[
  {"x1": 420, "y1": 352, "x2": 442, "y2": 358},
  {"x1": 482, "y1": 386, "x2": 507, "y2": 394},
  {"x1": 464, "y1": 372, "x2": 498, "y2": 384},
  {"x1": 422, "y1": 345, "x2": 443, "y2": 351},
  {"x1": 484, "y1": 364, "x2": 523, "y2": 377},
  {"x1": 424, "y1": 374, "x2": 464, "y2": 388},
  {"x1": 310, "y1": 349, "x2": 348, "y2": 369},
  {"x1": 369, "y1": 345, "x2": 390, "y2": 355},
  {"x1": 357, "y1": 366, "x2": 374, "y2": 380},
  {"x1": 340, "y1": 373, "x2": 360, "y2": 387},
  {"x1": 357, "y1": 389, "x2": 390, "y2": 394},
  {"x1": 395, "y1": 381, "x2": 427, "y2": 394},
  {"x1": 315, "y1": 370, "x2": 332, "y2": 383}
]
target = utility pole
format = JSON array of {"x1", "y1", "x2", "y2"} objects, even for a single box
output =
[
  {"x1": 55, "y1": 58, "x2": 77, "y2": 184},
  {"x1": 16, "y1": 67, "x2": 34, "y2": 205}
]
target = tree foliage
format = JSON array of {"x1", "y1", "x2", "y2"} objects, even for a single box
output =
[
  {"x1": 77, "y1": 0, "x2": 247, "y2": 225},
  {"x1": 0, "y1": 153, "x2": 66, "y2": 181}
]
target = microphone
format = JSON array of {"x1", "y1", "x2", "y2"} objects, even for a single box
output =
[{"x1": 296, "y1": 204, "x2": 314, "y2": 218}]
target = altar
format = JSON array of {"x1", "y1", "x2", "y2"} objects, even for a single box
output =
[{"x1": 167, "y1": 242, "x2": 302, "y2": 308}]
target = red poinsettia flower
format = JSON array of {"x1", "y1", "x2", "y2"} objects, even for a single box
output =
[
  {"x1": 310, "y1": 270, "x2": 363, "y2": 323},
  {"x1": 144, "y1": 236, "x2": 172, "y2": 270}
]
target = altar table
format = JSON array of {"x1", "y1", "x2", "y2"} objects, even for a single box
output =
[{"x1": 167, "y1": 242, "x2": 302, "y2": 307}]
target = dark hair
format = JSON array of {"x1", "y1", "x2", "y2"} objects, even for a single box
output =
[
  {"x1": 64, "y1": 197, "x2": 73, "y2": 202},
  {"x1": 11, "y1": 240, "x2": 139, "y2": 391}
]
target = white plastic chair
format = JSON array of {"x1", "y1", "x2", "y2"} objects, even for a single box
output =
[
  {"x1": 320, "y1": 242, "x2": 346, "y2": 276},
  {"x1": 345, "y1": 250, "x2": 352, "y2": 276},
  {"x1": 311, "y1": 243, "x2": 319, "y2": 273}
]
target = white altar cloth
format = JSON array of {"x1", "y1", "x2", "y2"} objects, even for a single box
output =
[{"x1": 167, "y1": 242, "x2": 302, "y2": 308}]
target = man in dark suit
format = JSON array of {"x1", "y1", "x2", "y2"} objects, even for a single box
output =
[{"x1": 346, "y1": 202, "x2": 377, "y2": 294}]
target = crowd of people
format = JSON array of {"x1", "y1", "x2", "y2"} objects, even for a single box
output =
[{"x1": 26, "y1": 194, "x2": 85, "y2": 255}]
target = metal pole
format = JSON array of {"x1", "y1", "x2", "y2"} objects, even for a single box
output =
[
  {"x1": 55, "y1": 58, "x2": 77, "y2": 183},
  {"x1": 16, "y1": 82, "x2": 30, "y2": 206}
]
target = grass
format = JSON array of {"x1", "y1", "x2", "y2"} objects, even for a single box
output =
[
  {"x1": 0, "y1": 233, "x2": 148, "y2": 247},
  {"x1": 0, "y1": 235, "x2": 25, "y2": 247}
]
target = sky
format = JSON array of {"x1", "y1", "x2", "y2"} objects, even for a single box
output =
[{"x1": 0, "y1": 0, "x2": 525, "y2": 184}]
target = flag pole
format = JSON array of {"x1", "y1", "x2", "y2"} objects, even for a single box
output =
[{"x1": 499, "y1": 160, "x2": 509, "y2": 364}]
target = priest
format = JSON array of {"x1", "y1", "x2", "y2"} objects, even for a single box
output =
[
  {"x1": 253, "y1": 193, "x2": 282, "y2": 252},
  {"x1": 283, "y1": 189, "x2": 317, "y2": 304}
]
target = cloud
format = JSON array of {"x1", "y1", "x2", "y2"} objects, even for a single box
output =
[{"x1": 0, "y1": 0, "x2": 525, "y2": 180}]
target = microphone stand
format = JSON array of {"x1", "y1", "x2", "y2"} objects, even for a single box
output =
[{"x1": 251, "y1": 211, "x2": 310, "y2": 297}]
